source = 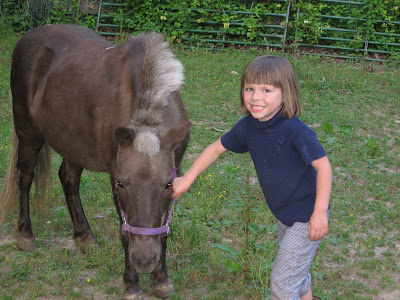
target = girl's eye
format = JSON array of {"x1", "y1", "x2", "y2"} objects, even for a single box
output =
[
  {"x1": 264, "y1": 89, "x2": 270, "y2": 93},
  {"x1": 116, "y1": 181, "x2": 124, "y2": 188}
]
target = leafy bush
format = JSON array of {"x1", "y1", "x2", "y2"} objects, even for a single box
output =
[
  {"x1": 0, "y1": 0, "x2": 31, "y2": 32},
  {"x1": 113, "y1": 0, "x2": 288, "y2": 47},
  {"x1": 113, "y1": 0, "x2": 399, "y2": 59},
  {"x1": 48, "y1": 0, "x2": 96, "y2": 29},
  {"x1": 293, "y1": 0, "x2": 400, "y2": 58},
  {"x1": 0, "y1": 0, "x2": 96, "y2": 32}
]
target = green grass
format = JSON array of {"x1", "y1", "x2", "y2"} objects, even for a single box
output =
[{"x1": 1, "y1": 22, "x2": 400, "y2": 299}]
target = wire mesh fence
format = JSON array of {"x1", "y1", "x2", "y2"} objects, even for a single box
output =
[{"x1": 27, "y1": 0, "x2": 51, "y2": 27}]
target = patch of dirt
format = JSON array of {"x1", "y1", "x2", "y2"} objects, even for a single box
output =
[
  {"x1": 39, "y1": 236, "x2": 77, "y2": 251},
  {"x1": 377, "y1": 290, "x2": 400, "y2": 300},
  {"x1": 0, "y1": 234, "x2": 79, "y2": 252},
  {"x1": 0, "y1": 234, "x2": 15, "y2": 247},
  {"x1": 365, "y1": 241, "x2": 400, "y2": 300},
  {"x1": 375, "y1": 272, "x2": 400, "y2": 300}
]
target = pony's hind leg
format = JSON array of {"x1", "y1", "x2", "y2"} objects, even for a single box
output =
[
  {"x1": 16, "y1": 137, "x2": 44, "y2": 251},
  {"x1": 58, "y1": 159, "x2": 97, "y2": 253}
]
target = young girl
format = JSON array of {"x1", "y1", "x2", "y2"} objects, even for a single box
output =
[{"x1": 172, "y1": 55, "x2": 332, "y2": 300}]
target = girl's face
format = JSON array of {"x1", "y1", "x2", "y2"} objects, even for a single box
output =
[{"x1": 242, "y1": 83, "x2": 283, "y2": 122}]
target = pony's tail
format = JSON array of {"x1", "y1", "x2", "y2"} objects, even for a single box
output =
[
  {"x1": 0, "y1": 128, "x2": 19, "y2": 225},
  {"x1": 33, "y1": 141, "x2": 52, "y2": 214},
  {"x1": 0, "y1": 128, "x2": 52, "y2": 226}
]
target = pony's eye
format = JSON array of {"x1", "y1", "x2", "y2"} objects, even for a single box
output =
[
  {"x1": 165, "y1": 181, "x2": 172, "y2": 189},
  {"x1": 116, "y1": 181, "x2": 124, "y2": 188}
]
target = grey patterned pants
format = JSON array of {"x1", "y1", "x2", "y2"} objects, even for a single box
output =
[{"x1": 270, "y1": 220, "x2": 324, "y2": 300}]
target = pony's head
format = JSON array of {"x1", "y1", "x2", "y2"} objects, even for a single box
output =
[
  {"x1": 113, "y1": 32, "x2": 189, "y2": 273},
  {"x1": 114, "y1": 121, "x2": 190, "y2": 272}
]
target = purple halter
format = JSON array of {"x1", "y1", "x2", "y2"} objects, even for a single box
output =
[{"x1": 115, "y1": 168, "x2": 177, "y2": 237}]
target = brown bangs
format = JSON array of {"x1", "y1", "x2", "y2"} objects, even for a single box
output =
[{"x1": 241, "y1": 59, "x2": 282, "y2": 88}]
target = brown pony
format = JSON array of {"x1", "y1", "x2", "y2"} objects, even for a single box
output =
[{"x1": 0, "y1": 24, "x2": 190, "y2": 299}]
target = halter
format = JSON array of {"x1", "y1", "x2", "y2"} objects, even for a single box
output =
[{"x1": 115, "y1": 168, "x2": 177, "y2": 237}]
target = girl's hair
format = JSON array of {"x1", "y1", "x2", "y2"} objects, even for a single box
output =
[{"x1": 240, "y1": 55, "x2": 301, "y2": 119}]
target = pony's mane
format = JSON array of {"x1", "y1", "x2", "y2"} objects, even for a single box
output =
[{"x1": 128, "y1": 32, "x2": 184, "y2": 156}]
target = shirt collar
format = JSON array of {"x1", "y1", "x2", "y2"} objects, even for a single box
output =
[{"x1": 249, "y1": 107, "x2": 283, "y2": 129}]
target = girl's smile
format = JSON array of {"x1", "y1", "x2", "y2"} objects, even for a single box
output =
[
  {"x1": 250, "y1": 105, "x2": 266, "y2": 112},
  {"x1": 243, "y1": 83, "x2": 283, "y2": 122}
]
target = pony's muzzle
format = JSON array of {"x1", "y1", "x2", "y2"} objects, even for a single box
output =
[{"x1": 129, "y1": 235, "x2": 161, "y2": 273}]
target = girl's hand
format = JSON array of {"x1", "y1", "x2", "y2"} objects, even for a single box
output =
[
  {"x1": 171, "y1": 176, "x2": 191, "y2": 199},
  {"x1": 171, "y1": 139, "x2": 227, "y2": 200},
  {"x1": 308, "y1": 211, "x2": 328, "y2": 241}
]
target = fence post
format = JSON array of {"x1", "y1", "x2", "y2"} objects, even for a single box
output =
[
  {"x1": 364, "y1": 32, "x2": 369, "y2": 57},
  {"x1": 282, "y1": 0, "x2": 292, "y2": 54}
]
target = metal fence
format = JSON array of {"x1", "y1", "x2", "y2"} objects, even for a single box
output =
[
  {"x1": 294, "y1": 0, "x2": 400, "y2": 61},
  {"x1": 165, "y1": 0, "x2": 399, "y2": 61},
  {"x1": 176, "y1": 1, "x2": 291, "y2": 52}
]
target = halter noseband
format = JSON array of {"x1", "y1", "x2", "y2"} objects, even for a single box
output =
[{"x1": 115, "y1": 168, "x2": 177, "y2": 237}]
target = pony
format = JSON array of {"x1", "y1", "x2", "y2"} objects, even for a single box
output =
[{"x1": 0, "y1": 24, "x2": 190, "y2": 299}]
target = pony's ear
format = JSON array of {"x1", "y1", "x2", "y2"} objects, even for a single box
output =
[
  {"x1": 160, "y1": 121, "x2": 191, "y2": 151},
  {"x1": 115, "y1": 127, "x2": 136, "y2": 147}
]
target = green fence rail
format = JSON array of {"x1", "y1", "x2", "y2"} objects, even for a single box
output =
[
  {"x1": 175, "y1": 2, "x2": 291, "y2": 52},
  {"x1": 96, "y1": 0, "x2": 125, "y2": 36}
]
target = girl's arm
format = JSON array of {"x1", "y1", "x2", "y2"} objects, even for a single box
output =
[
  {"x1": 172, "y1": 138, "x2": 227, "y2": 199},
  {"x1": 309, "y1": 155, "x2": 332, "y2": 241}
]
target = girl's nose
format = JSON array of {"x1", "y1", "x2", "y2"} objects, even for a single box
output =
[{"x1": 252, "y1": 89, "x2": 262, "y2": 100}]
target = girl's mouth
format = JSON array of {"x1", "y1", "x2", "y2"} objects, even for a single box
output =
[{"x1": 251, "y1": 105, "x2": 265, "y2": 112}]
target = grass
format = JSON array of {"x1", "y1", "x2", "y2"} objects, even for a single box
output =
[{"x1": 1, "y1": 22, "x2": 400, "y2": 299}]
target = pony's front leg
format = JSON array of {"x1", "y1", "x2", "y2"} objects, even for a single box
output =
[
  {"x1": 59, "y1": 160, "x2": 97, "y2": 253},
  {"x1": 121, "y1": 231, "x2": 143, "y2": 299},
  {"x1": 111, "y1": 177, "x2": 143, "y2": 299},
  {"x1": 151, "y1": 237, "x2": 176, "y2": 299}
]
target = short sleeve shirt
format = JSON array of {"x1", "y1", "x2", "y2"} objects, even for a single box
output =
[{"x1": 221, "y1": 113, "x2": 326, "y2": 226}]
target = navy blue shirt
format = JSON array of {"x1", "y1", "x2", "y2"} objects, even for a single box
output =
[{"x1": 221, "y1": 112, "x2": 326, "y2": 226}]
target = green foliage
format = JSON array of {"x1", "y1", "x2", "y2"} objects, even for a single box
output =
[
  {"x1": 0, "y1": 0, "x2": 31, "y2": 32},
  {"x1": 211, "y1": 243, "x2": 242, "y2": 273},
  {"x1": 112, "y1": 0, "x2": 287, "y2": 47},
  {"x1": 0, "y1": 0, "x2": 97, "y2": 32},
  {"x1": 322, "y1": 121, "x2": 352, "y2": 146},
  {"x1": 294, "y1": 1, "x2": 327, "y2": 44},
  {"x1": 106, "y1": 0, "x2": 400, "y2": 59},
  {"x1": 294, "y1": 0, "x2": 400, "y2": 59},
  {"x1": 113, "y1": 0, "x2": 400, "y2": 59},
  {"x1": 362, "y1": 137, "x2": 381, "y2": 156},
  {"x1": 47, "y1": 0, "x2": 96, "y2": 29}
]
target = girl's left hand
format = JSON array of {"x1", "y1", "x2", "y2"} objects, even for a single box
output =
[{"x1": 308, "y1": 211, "x2": 328, "y2": 241}]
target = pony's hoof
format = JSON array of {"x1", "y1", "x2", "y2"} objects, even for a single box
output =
[
  {"x1": 154, "y1": 282, "x2": 177, "y2": 299},
  {"x1": 79, "y1": 241, "x2": 99, "y2": 254},
  {"x1": 17, "y1": 236, "x2": 36, "y2": 251},
  {"x1": 123, "y1": 287, "x2": 145, "y2": 300},
  {"x1": 123, "y1": 291, "x2": 145, "y2": 300},
  {"x1": 75, "y1": 235, "x2": 98, "y2": 254}
]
